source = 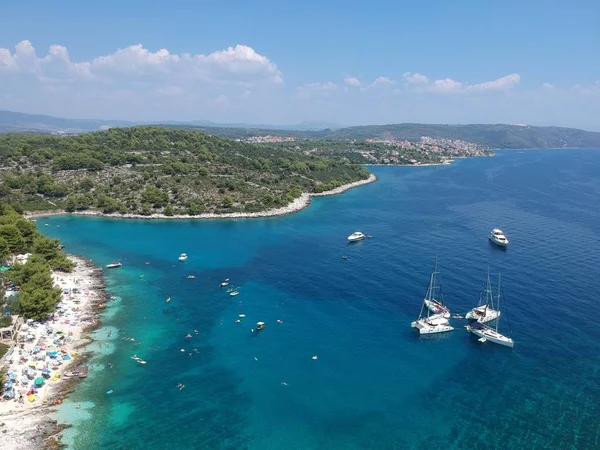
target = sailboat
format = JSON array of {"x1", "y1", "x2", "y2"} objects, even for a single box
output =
[
  {"x1": 466, "y1": 274, "x2": 514, "y2": 348},
  {"x1": 411, "y1": 258, "x2": 454, "y2": 335},
  {"x1": 422, "y1": 258, "x2": 451, "y2": 319},
  {"x1": 465, "y1": 268, "x2": 501, "y2": 323}
]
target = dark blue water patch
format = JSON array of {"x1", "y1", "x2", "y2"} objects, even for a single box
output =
[{"x1": 39, "y1": 149, "x2": 600, "y2": 450}]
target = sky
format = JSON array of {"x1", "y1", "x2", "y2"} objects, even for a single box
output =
[{"x1": 0, "y1": 0, "x2": 599, "y2": 129}]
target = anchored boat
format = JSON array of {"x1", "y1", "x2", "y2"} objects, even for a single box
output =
[{"x1": 411, "y1": 257, "x2": 454, "y2": 335}]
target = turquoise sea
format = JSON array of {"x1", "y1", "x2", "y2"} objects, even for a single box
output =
[{"x1": 40, "y1": 149, "x2": 600, "y2": 450}]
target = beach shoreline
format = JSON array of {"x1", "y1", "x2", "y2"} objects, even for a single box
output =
[
  {"x1": 24, "y1": 174, "x2": 377, "y2": 221},
  {"x1": 0, "y1": 255, "x2": 105, "y2": 450}
]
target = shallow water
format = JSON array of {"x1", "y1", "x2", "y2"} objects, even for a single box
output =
[{"x1": 41, "y1": 149, "x2": 600, "y2": 449}]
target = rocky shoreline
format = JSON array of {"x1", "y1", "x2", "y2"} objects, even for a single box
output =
[
  {"x1": 0, "y1": 256, "x2": 106, "y2": 450},
  {"x1": 24, "y1": 174, "x2": 377, "y2": 221}
]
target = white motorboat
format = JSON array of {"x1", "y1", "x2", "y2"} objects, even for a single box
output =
[
  {"x1": 178, "y1": 253, "x2": 188, "y2": 261},
  {"x1": 466, "y1": 268, "x2": 501, "y2": 324},
  {"x1": 230, "y1": 291, "x2": 239, "y2": 297},
  {"x1": 106, "y1": 261, "x2": 122, "y2": 269},
  {"x1": 489, "y1": 229, "x2": 509, "y2": 247},
  {"x1": 467, "y1": 274, "x2": 513, "y2": 348},
  {"x1": 347, "y1": 231, "x2": 365, "y2": 242},
  {"x1": 256, "y1": 322, "x2": 266, "y2": 331},
  {"x1": 411, "y1": 257, "x2": 454, "y2": 335}
]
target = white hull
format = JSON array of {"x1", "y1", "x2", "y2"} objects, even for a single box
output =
[
  {"x1": 424, "y1": 300, "x2": 450, "y2": 319},
  {"x1": 411, "y1": 314, "x2": 454, "y2": 335},
  {"x1": 411, "y1": 316, "x2": 454, "y2": 335},
  {"x1": 469, "y1": 326, "x2": 514, "y2": 348},
  {"x1": 489, "y1": 236, "x2": 508, "y2": 247},
  {"x1": 465, "y1": 307, "x2": 501, "y2": 323},
  {"x1": 348, "y1": 231, "x2": 366, "y2": 241}
]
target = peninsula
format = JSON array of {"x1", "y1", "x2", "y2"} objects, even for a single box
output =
[{"x1": 0, "y1": 127, "x2": 372, "y2": 216}]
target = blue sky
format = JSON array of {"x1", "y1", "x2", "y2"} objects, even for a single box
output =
[{"x1": 1, "y1": 0, "x2": 599, "y2": 129}]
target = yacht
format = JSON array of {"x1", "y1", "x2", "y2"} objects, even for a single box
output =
[
  {"x1": 466, "y1": 268, "x2": 501, "y2": 324},
  {"x1": 178, "y1": 253, "x2": 188, "y2": 262},
  {"x1": 347, "y1": 231, "x2": 365, "y2": 242},
  {"x1": 489, "y1": 229, "x2": 509, "y2": 247},
  {"x1": 467, "y1": 274, "x2": 514, "y2": 348},
  {"x1": 106, "y1": 261, "x2": 122, "y2": 269},
  {"x1": 411, "y1": 258, "x2": 454, "y2": 335}
]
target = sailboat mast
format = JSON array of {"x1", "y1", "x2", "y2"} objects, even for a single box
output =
[{"x1": 496, "y1": 273, "x2": 502, "y2": 332}]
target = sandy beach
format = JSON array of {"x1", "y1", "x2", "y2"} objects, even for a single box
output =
[
  {"x1": 24, "y1": 174, "x2": 377, "y2": 221},
  {"x1": 0, "y1": 256, "x2": 104, "y2": 449}
]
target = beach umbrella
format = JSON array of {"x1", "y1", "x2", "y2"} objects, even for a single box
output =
[
  {"x1": 20, "y1": 375, "x2": 29, "y2": 384},
  {"x1": 42, "y1": 369, "x2": 51, "y2": 375},
  {"x1": 5, "y1": 381, "x2": 13, "y2": 388},
  {"x1": 28, "y1": 361, "x2": 36, "y2": 367},
  {"x1": 27, "y1": 368, "x2": 35, "y2": 377},
  {"x1": 33, "y1": 346, "x2": 40, "y2": 353},
  {"x1": 27, "y1": 394, "x2": 35, "y2": 402},
  {"x1": 36, "y1": 361, "x2": 44, "y2": 370},
  {"x1": 34, "y1": 377, "x2": 45, "y2": 386},
  {"x1": 48, "y1": 351, "x2": 58, "y2": 357}
]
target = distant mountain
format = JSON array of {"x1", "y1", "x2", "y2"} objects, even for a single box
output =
[
  {"x1": 316, "y1": 123, "x2": 600, "y2": 149},
  {"x1": 0, "y1": 110, "x2": 342, "y2": 134},
  {"x1": 0, "y1": 110, "x2": 134, "y2": 134},
  {"x1": 1, "y1": 110, "x2": 599, "y2": 148}
]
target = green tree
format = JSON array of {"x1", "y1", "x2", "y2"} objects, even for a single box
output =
[
  {"x1": 164, "y1": 204, "x2": 175, "y2": 216},
  {"x1": 0, "y1": 224, "x2": 24, "y2": 253},
  {"x1": 0, "y1": 237, "x2": 9, "y2": 259},
  {"x1": 18, "y1": 287, "x2": 61, "y2": 321}
]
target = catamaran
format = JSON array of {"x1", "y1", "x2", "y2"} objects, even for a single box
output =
[
  {"x1": 466, "y1": 268, "x2": 501, "y2": 323},
  {"x1": 411, "y1": 258, "x2": 454, "y2": 335},
  {"x1": 466, "y1": 274, "x2": 513, "y2": 348}
]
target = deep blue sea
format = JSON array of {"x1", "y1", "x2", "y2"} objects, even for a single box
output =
[{"x1": 39, "y1": 149, "x2": 600, "y2": 450}]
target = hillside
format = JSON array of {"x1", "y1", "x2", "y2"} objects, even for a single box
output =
[
  {"x1": 0, "y1": 127, "x2": 371, "y2": 215},
  {"x1": 2, "y1": 111, "x2": 600, "y2": 149},
  {"x1": 314, "y1": 124, "x2": 600, "y2": 149}
]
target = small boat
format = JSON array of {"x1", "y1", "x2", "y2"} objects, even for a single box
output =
[
  {"x1": 467, "y1": 274, "x2": 513, "y2": 348},
  {"x1": 489, "y1": 229, "x2": 509, "y2": 247},
  {"x1": 239, "y1": 314, "x2": 246, "y2": 318},
  {"x1": 411, "y1": 257, "x2": 454, "y2": 335},
  {"x1": 187, "y1": 275, "x2": 195, "y2": 279},
  {"x1": 131, "y1": 355, "x2": 140, "y2": 361},
  {"x1": 106, "y1": 261, "x2": 122, "y2": 269},
  {"x1": 166, "y1": 297, "x2": 171, "y2": 303},
  {"x1": 137, "y1": 359, "x2": 147, "y2": 365},
  {"x1": 230, "y1": 291, "x2": 239, "y2": 296},
  {"x1": 256, "y1": 322, "x2": 266, "y2": 331},
  {"x1": 220, "y1": 281, "x2": 229, "y2": 287},
  {"x1": 179, "y1": 253, "x2": 188, "y2": 261},
  {"x1": 347, "y1": 231, "x2": 365, "y2": 242}
]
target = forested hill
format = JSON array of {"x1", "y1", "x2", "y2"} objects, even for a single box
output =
[
  {"x1": 0, "y1": 127, "x2": 370, "y2": 215},
  {"x1": 311, "y1": 124, "x2": 600, "y2": 149},
  {"x1": 167, "y1": 123, "x2": 600, "y2": 149}
]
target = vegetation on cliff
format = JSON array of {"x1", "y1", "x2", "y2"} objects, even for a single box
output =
[{"x1": 1, "y1": 202, "x2": 73, "y2": 321}]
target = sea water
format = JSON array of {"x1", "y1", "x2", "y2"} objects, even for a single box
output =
[{"x1": 41, "y1": 149, "x2": 600, "y2": 450}]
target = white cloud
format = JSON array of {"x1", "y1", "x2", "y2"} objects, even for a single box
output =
[
  {"x1": 0, "y1": 40, "x2": 282, "y2": 85},
  {"x1": 541, "y1": 83, "x2": 555, "y2": 89},
  {"x1": 400, "y1": 72, "x2": 520, "y2": 94},
  {"x1": 344, "y1": 76, "x2": 361, "y2": 87},
  {"x1": 468, "y1": 73, "x2": 520, "y2": 91},
  {"x1": 295, "y1": 81, "x2": 337, "y2": 99},
  {"x1": 430, "y1": 78, "x2": 463, "y2": 93},
  {"x1": 403, "y1": 72, "x2": 428, "y2": 84}
]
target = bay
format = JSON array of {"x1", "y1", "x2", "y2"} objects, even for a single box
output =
[{"x1": 40, "y1": 149, "x2": 600, "y2": 450}]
